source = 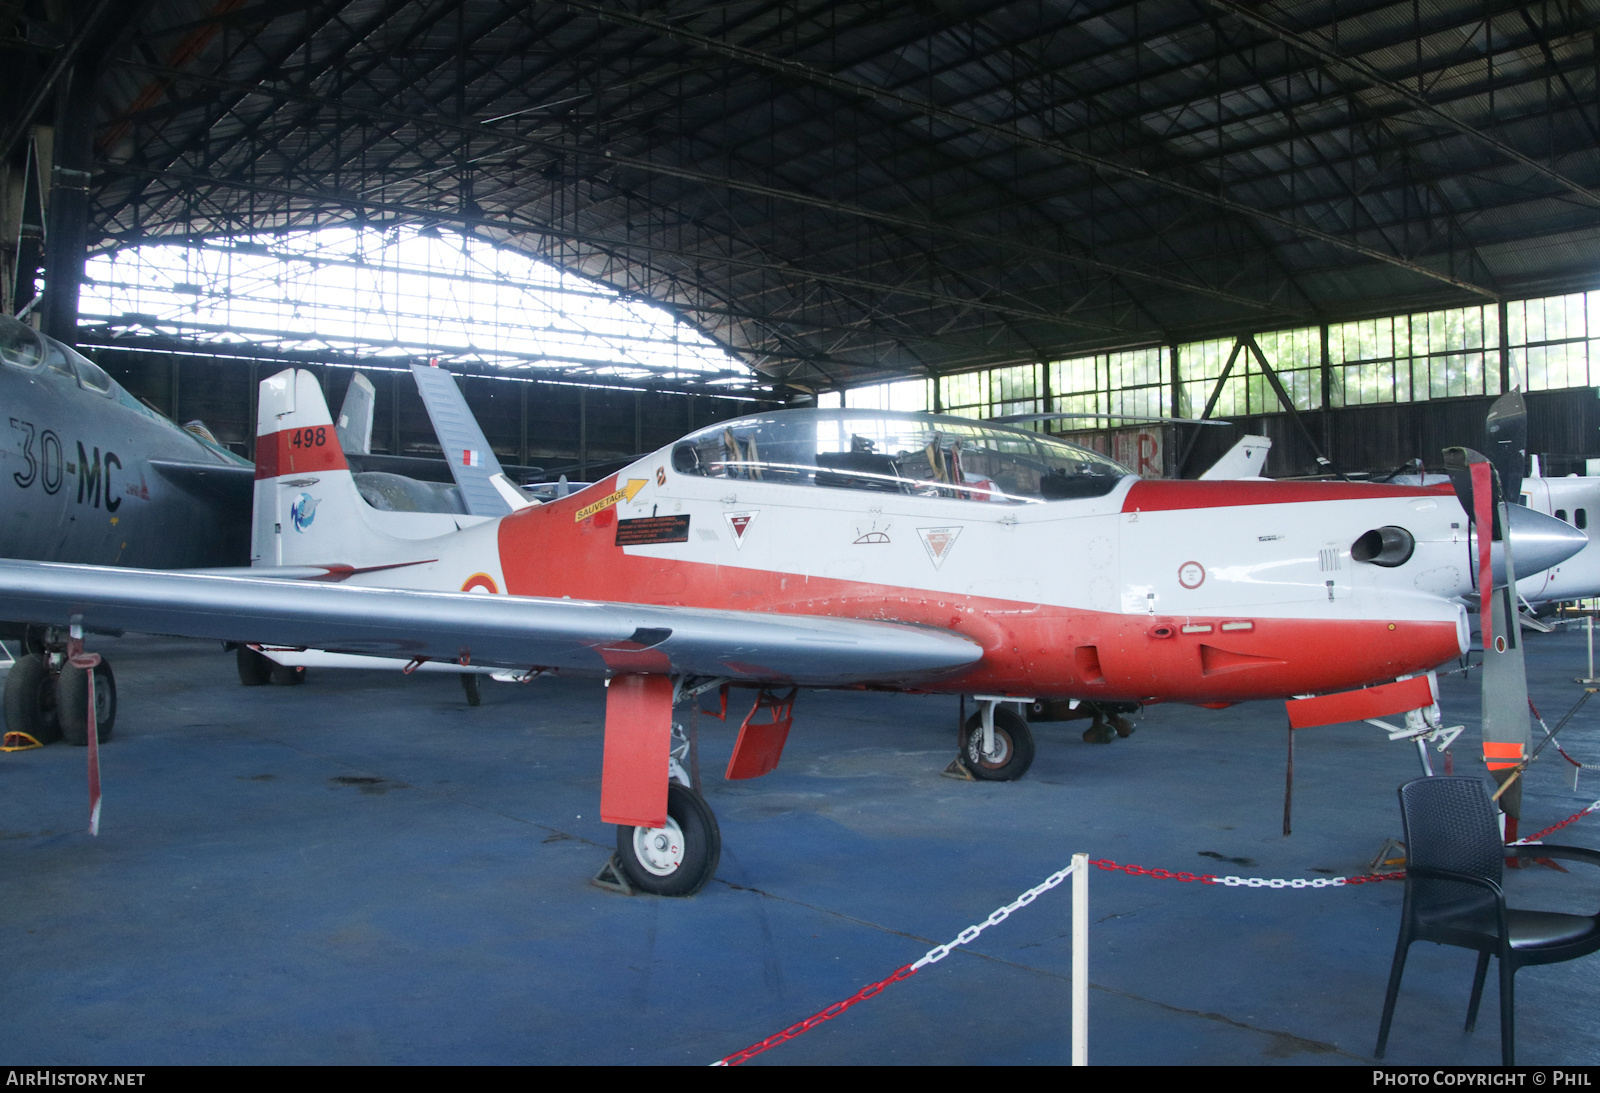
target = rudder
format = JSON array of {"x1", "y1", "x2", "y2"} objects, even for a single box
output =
[{"x1": 252, "y1": 369, "x2": 369, "y2": 566}]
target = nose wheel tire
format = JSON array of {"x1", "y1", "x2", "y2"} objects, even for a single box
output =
[
  {"x1": 3, "y1": 653, "x2": 60, "y2": 744},
  {"x1": 614, "y1": 783, "x2": 721, "y2": 896},
  {"x1": 57, "y1": 658, "x2": 115, "y2": 746},
  {"x1": 963, "y1": 706, "x2": 1035, "y2": 781}
]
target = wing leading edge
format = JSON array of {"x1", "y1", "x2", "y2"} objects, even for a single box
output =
[{"x1": 0, "y1": 560, "x2": 982, "y2": 686}]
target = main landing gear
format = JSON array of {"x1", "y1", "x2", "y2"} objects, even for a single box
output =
[
  {"x1": 235, "y1": 646, "x2": 306, "y2": 686},
  {"x1": 2, "y1": 627, "x2": 116, "y2": 746},
  {"x1": 1029, "y1": 698, "x2": 1138, "y2": 744}
]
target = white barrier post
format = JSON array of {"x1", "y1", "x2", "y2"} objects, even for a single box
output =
[{"x1": 1071, "y1": 851, "x2": 1088, "y2": 1066}]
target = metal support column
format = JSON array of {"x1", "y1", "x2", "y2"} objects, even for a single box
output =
[
  {"x1": 391, "y1": 371, "x2": 402, "y2": 455},
  {"x1": 519, "y1": 382, "x2": 529, "y2": 467},
  {"x1": 1243, "y1": 334, "x2": 1343, "y2": 478},
  {"x1": 579, "y1": 388, "x2": 588, "y2": 477},
  {"x1": 1498, "y1": 298, "x2": 1512, "y2": 392},
  {"x1": 246, "y1": 362, "x2": 258, "y2": 460},
  {"x1": 1175, "y1": 340, "x2": 1243, "y2": 476},
  {"x1": 39, "y1": 63, "x2": 95, "y2": 343}
]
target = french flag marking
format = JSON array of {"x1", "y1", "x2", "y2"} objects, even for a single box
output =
[{"x1": 462, "y1": 449, "x2": 481, "y2": 467}]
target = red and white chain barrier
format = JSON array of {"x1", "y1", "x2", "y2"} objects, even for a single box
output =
[
  {"x1": 712, "y1": 801, "x2": 1600, "y2": 1066},
  {"x1": 713, "y1": 853, "x2": 1089, "y2": 1066},
  {"x1": 1510, "y1": 798, "x2": 1600, "y2": 845},
  {"x1": 1088, "y1": 858, "x2": 1405, "y2": 887}
]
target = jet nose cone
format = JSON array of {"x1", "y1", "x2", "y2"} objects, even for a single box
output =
[{"x1": 1497, "y1": 504, "x2": 1588, "y2": 582}]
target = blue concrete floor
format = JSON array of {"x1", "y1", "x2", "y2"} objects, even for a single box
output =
[{"x1": 3, "y1": 629, "x2": 1600, "y2": 1065}]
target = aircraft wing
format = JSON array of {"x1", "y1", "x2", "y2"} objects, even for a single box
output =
[
  {"x1": 147, "y1": 459, "x2": 256, "y2": 506},
  {"x1": 0, "y1": 560, "x2": 982, "y2": 686}
]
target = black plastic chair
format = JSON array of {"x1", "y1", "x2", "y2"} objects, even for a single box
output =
[{"x1": 1374, "y1": 776, "x2": 1600, "y2": 1066}]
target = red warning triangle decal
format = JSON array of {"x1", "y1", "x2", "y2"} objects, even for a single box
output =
[{"x1": 723, "y1": 510, "x2": 759, "y2": 549}]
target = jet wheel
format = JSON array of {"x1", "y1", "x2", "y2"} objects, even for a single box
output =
[
  {"x1": 963, "y1": 706, "x2": 1035, "y2": 781},
  {"x1": 236, "y1": 647, "x2": 273, "y2": 686},
  {"x1": 57, "y1": 658, "x2": 115, "y2": 746},
  {"x1": 3, "y1": 653, "x2": 60, "y2": 744},
  {"x1": 614, "y1": 783, "x2": 721, "y2": 897}
]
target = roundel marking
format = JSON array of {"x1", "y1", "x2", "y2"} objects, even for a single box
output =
[
  {"x1": 462, "y1": 573, "x2": 499, "y2": 594},
  {"x1": 1178, "y1": 561, "x2": 1205, "y2": 589}
]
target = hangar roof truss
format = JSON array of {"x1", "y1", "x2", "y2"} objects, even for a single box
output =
[{"x1": 6, "y1": 0, "x2": 1600, "y2": 393}]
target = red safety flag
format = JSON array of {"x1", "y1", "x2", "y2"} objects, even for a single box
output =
[{"x1": 1472, "y1": 459, "x2": 1494, "y2": 633}]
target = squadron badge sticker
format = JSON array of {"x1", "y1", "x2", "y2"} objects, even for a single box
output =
[
  {"x1": 290, "y1": 492, "x2": 320, "y2": 532},
  {"x1": 917, "y1": 526, "x2": 962, "y2": 569}
]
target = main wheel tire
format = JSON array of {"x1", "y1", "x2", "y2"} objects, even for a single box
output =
[
  {"x1": 3, "y1": 653, "x2": 60, "y2": 744},
  {"x1": 963, "y1": 706, "x2": 1035, "y2": 781},
  {"x1": 57, "y1": 659, "x2": 115, "y2": 746},
  {"x1": 236, "y1": 646, "x2": 273, "y2": 686},
  {"x1": 461, "y1": 673, "x2": 481, "y2": 707},
  {"x1": 270, "y1": 662, "x2": 306, "y2": 686},
  {"x1": 614, "y1": 783, "x2": 722, "y2": 896}
]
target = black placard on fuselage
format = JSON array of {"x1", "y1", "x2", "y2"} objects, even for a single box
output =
[{"x1": 615, "y1": 514, "x2": 691, "y2": 546}]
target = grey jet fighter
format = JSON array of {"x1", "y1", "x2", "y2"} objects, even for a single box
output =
[{"x1": 0, "y1": 313, "x2": 253, "y2": 745}]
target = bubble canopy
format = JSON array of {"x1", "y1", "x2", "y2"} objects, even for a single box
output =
[{"x1": 670, "y1": 408, "x2": 1132, "y2": 504}]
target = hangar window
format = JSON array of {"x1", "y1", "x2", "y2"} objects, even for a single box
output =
[
  {"x1": 1177, "y1": 331, "x2": 1319, "y2": 417},
  {"x1": 1327, "y1": 307, "x2": 1497, "y2": 406},
  {"x1": 830, "y1": 379, "x2": 932, "y2": 413},
  {"x1": 669, "y1": 409, "x2": 1129, "y2": 502},
  {"x1": 1050, "y1": 348, "x2": 1168, "y2": 423},
  {"x1": 1508, "y1": 293, "x2": 1600, "y2": 391},
  {"x1": 78, "y1": 226, "x2": 749, "y2": 384}
]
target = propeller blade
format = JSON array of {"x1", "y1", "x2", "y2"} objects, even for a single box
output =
[
  {"x1": 1443, "y1": 447, "x2": 1502, "y2": 544},
  {"x1": 1485, "y1": 390, "x2": 1528, "y2": 505}
]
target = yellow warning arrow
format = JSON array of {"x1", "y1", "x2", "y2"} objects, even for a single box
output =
[{"x1": 623, "y1": 478, "x2": 647, "y2": 502}]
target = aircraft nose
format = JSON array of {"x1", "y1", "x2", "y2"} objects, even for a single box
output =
[{"x1": 1496, "y1": 504, "x2": 1588, "y2": 583}]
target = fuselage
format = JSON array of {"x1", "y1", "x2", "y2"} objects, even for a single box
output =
[
  {"x1": 286, "y1": 407, "x2": 1484, "y2": 705},
  {"x1": 0, "y1": 316, "x2": 252, "y2": 570},
  {"x1": 1517, "y1": 475, "x2": 1600, "y2": 606}
]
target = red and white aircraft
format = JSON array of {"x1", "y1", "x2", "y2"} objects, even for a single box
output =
[{"x1": 0, "y1": 369, "x2": 1584, "y2": 894}]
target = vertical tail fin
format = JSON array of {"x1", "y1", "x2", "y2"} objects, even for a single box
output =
[
  {"x1": 409, "y1": 362, "x2": 513, "y2": 516},
  {"x1": 335, "y1": 372, "x2": 376, "y2": 456},
  {"x1": 252, "y1": 369, "x2": 365, "y2": 566}
]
